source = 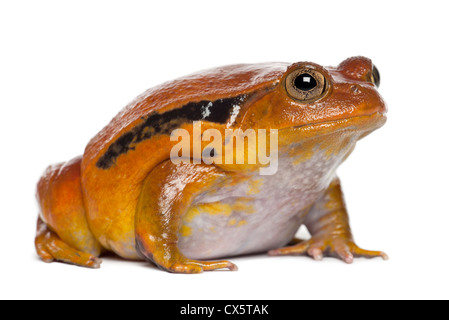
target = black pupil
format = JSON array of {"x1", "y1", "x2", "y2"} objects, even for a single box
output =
[{"x1": 294, "y1": 73, "x2": 317, "y2": 91}]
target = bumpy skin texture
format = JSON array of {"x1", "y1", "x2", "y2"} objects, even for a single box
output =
[{"x1": 35, "y1": 56, "x2": 387, "y2": 273}]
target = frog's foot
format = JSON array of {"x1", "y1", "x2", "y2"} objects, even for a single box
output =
[
  {"x1": 165, "y1": 259, "x2": 238, "y2": 274},
  {"x1": 268, "y1": 237, "x2": 388, "y2": 264},
  {"x1": 35, "y1": 218, "x2": 102, "y2": 269}
]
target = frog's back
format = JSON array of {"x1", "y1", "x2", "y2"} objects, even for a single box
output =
[
  {"x1": 80, "y1": 62, "x2": 288, "y2": 258},
  {"x1": 82, "y1": 63, "x2": 288, "y2": 172}
]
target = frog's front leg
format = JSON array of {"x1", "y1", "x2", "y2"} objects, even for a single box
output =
[
  {"x1": 135, "y1": 160, "x2": 237, "y2": 273},
  {"x1": 269, "y1": 177, "x2": 388, "y2": 263}
]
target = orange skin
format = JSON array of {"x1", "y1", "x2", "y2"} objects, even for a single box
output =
[{"x1": 35, "y1": 56, "x2": 387, "y2": 272}]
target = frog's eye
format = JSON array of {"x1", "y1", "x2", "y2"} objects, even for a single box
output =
[
  {"x1": 285, "y1": 68, "x2": 327, "y2": 102},
  {"x1": 371, "y1": 64, "x2": 380, "y2": 88}
]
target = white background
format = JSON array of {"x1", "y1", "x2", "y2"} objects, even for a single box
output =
[{"x1": 1, "y1": 0, "x2": 448, "y2": 300}]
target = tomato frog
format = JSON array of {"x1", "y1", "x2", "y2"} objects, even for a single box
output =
[{"x1": 35, "y1": 56, "x2": 388, "y2": 273}]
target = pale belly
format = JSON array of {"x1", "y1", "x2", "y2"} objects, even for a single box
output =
[{"x1": 178, "y1": 150, "x2": 341, "y2": 260}]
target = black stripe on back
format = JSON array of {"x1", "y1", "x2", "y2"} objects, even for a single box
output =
[{"x1": 96, "y1": 94, "x2": 247, "y2": 169}]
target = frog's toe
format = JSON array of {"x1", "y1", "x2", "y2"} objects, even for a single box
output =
[
  {"x1": 268, "y1": 240, "x2": 311, "y2": 257},
  {"x1": 332, "y1": 241, "x2": 388, "y2": 262},
  {"x1": 268, "y1": 240, "x2": 327, "y2": 261},
  {"x1": 308, "y1": 247, "x2": 324, "y2": 261},
  {"x1": 168, "y1": 259, "x2": 238, "y2": 274},
  {"x1": 268, "y1": 237, "x2": 388, "y2": 264},
  {"x1": 348, "y1": 245, "x2": 389, "y2": 261},
  {"x1": 333, "y1": 246, "x2": 354, "y2": 264}
]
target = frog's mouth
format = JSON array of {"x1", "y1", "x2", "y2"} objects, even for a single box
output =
[{"x1": 282, "y1": 112, "x2": 387, "y2": 138}]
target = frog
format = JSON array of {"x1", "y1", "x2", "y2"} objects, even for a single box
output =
[{"x1": 35, "y1": 56, "x2": 388, "y2": 273}]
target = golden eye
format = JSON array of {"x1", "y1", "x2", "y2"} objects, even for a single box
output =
[{"x1": 285, "y1": 68, "x2": 328, "y2": 102}]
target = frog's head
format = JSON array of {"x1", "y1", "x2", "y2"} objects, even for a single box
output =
[{"x1": 242, "y1": 56, "x2": 387, "y2": 142}]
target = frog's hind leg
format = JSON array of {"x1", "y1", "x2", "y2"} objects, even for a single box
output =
[
  {"x1": 35, "y1": 217, "x2": 102, "y2": 268},
  {"x1": 35, "y1": 156, "x2": 103, "y2": 268}
]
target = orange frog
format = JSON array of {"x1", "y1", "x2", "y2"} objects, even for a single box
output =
[{"x1": 35, "y1": 56, "x2": 388, "y2": 273}]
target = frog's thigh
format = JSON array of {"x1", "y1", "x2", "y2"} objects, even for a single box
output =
[
  {"x1": 135, "y1": 160, "x2": 237, "y2": 273},
  {"x1": 36, "y1": 157, "x2": 102, "y2": 262}
]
